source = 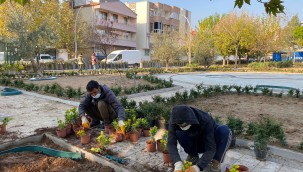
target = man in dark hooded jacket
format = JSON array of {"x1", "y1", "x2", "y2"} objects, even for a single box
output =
[
  {"x1": 78, "y1": 80, "x2": 125, "y2": 128},
  {"x1": 168, "y1": 105, "x2": 232, "y2": 172}
]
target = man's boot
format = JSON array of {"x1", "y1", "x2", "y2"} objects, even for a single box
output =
[{"x1": 210, "y1": 159, "x2": 221, "y2": 172}]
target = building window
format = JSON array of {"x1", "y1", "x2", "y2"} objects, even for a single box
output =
[
  {"x1": 113, "y1": 14, "x2": 118, "y2": 22},
  {"x1": 101, "y1": 12, "x2": 107, "y2": 20},
  {"x1": 124, "y1": 17, "x2": 128, "y2": 24}
]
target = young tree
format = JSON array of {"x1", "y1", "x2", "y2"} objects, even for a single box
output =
[
  {"x1": 251, "y1": 15, "x2": 282, "y2": 62},
  {"x1": 280, "y1": 15, "x2": 300, "y2": 59},
  {"x1": 151, "y1": 30, "x2": 180, "y2": 71},
  {"x1": 194, "y1": 14, "x2": 222, "y2": 67},
  {"x1": 214, "y1": 12, "x2": 254, "y2": 67}
]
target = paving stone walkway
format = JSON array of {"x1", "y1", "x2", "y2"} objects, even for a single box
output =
[{"x1": 1, "y1": 81, "x2": 303, "y2": 171}]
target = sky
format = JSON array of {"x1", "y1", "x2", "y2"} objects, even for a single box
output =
[{"x1": 121, "y1": 0, "x2": 303, "y2": 28}]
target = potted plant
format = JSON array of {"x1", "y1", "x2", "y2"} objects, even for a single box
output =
[
  {"x1": 182, "y1": 160, "x2": 192, "y2": 171},
  {"x1": 158, "y1": 130, "x2": 168, "y2": 152},
  {"x1": 146, "y1": 126, "x2": 158, "y2": 152},
  {"x1": 141, "y1": 118, "x2": 150, "y2": 137},
  {"x1": 226, "y1": 115, "x2": 243, "y2": 148},
  {"x1": 0, "y1": 117, "x2": 13, "y2": 134},
  {"x1": 129, "y1": 119, "x2": 139, "y2": 143},
  {"x1": 77, "y1": 129, "x2": 90, "y2": 144},
  {"x1": 160, "y1": 131, "x2": 171, "y2": 164},
  {"x1": 104, "y1": 123, "x2": 115, "y2": 134},
  {"x1": 91, "y1": 131, "x2": 113, "y2": 155},
  {"x1": 124, "y1": 119, "x2": 132, "y2": 140},
  {"x1": 56, "y1": 119, "x2": 66, "y2": 138},
  {"x1": 136, "y1": 118, "x2": 143, "y2": 138},
  {"x1": 252, "y1": 117, "x2": 286, "y2": 161},
  {"x1": 226, "y1": 164, "x2": 249, "y2": 172},
  {"x1": 113, "y1": 120, "x2": 123, "y2": 142},
  {"x1": 64, "y1": 108, "x2": 78, "y2": 136}
]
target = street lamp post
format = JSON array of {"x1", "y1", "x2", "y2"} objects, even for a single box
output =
[
  {"x1": 74, "y1": 6, "x2": 83, "y2": 59},
  {"x1": 181, "y1": 14, "x2": 192, "y2": 65}
]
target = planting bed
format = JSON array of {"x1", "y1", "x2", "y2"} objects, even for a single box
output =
[
  {"x1": 0, "y1": 135, "x2": 114, "y2": 172},
  {"x1": 46, "y1": 127, "x2": 173, "y2": 172},
  {"x1": 188, "y1": 94, "x2": 303, "y2": 149},
  {"x1": 23, "y1": 74, "x2": 153, "y2": 91}
]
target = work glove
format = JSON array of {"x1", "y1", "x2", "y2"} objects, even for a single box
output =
[
  {"x1": 174, "y1": 161, "x2": 183, "y2": 172},
  {"x1": 81, "y1": 116, "x2": 90, "y2": 129},
  {"x1": 118, "y1": 120, "x2": 125, "y2": 127},
  {"x1": 185, "y1": 165, "x2": 200, "y2": 172}
]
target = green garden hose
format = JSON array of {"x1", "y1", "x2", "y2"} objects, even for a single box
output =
[{"x1": 0, "y1": 145, "x2": 82, "y2": 160}]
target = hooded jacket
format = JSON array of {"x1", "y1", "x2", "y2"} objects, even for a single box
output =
[
  {"x1": 78, "y1": 84, "x2": 125, "y2": 121},
  {"x1": 167, "y1": 105, "x2": 218, "y2": 170}
]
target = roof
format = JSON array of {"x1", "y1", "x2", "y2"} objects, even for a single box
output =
[{"x1": 98, "y1": 1, "x2": 137, "y2": 18}]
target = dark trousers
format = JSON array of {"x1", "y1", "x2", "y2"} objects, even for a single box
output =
[
  {"x1": 176, "y1": 125, "x2": 232, "y2": 162},
  {"x1": 84, "y1": 100, "x2": 117, "y2": 124}
]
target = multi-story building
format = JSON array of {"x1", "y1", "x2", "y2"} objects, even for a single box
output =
[
  {"x1": 125, "y1": 0, "x2": 191, "y2": 57},
  {"x1": 73, "y1": 0, "x2": 137, "y2": 57}
]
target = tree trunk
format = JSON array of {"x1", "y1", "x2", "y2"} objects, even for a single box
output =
[
  {"x1": 165, "y1": 61, "x2": 169, "y2": 71},
  {"x1": 227, "y1": 57, "x2": 229, "y2": 65},
  {"x1": 234, "y1": 47, "x2": 238, "y2": 67},
  {"x1": 222, "y1": 56, "x2": 226, "y2": 66}
]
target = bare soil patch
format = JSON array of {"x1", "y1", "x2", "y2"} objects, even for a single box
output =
[
  {"x1": 187, "y1": 94, "x2": 303, "y2": 148},
  {"x1": 23, "y1": 74, "x2": 152, "y2": 91},
  {"x1": 0, "y1": 137, "x2": 114, "y2": 172}
]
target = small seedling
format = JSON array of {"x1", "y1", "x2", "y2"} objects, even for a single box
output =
[
  {"x1": 149, "y1": 126, "x2": 158, "y2": 143},
  {"x1": 77, "y1": 129, "x2": 86, "y2": 137},
  {"x1": 229, "y1": 164, "x2": 240, "y2": 172},
  {"x1": 182, "y1": 160, "x2": 192, "y2": 171},
  {"x1": 57, "y1": 119, "x2": 66, "y2": 130},
  {"x1": 1, "y1": 117, "x2": 13, "y2": 125},
  {"x1": 97, "y1": 131, "x2": 112, "y2": 149}
]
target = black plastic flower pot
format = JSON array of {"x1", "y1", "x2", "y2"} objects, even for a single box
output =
[{"x1": 254, "y1": 147, "x2": 268, "y2": 161}]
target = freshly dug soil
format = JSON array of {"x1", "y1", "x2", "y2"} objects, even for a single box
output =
[
  {"x1": 23, "y1": 74, "x2": 152, "y2": 91},
  {"x1": 187, "y1": 94, "x2": 303, "y2": 149},
  {"x1": 0, "y1": 152, "x2": 114, "y2": 172},
  {"x1": 0, "y1": 137, "x2": 114, "y2": 172}
]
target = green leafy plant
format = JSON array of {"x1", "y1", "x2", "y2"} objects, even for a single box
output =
[
  {"x1": 97, "y1": 131, "x2": 112, "y2": 149},
  {"x1": 253, "y1": 117, "x2": 287, "y2": 151},
  {"x1": 124, "y1": 119, "x2": 132, "y2": 132},
  {"x1": 57, "y1": 119, "x2": 66, "y2": 130},
  {"x1": 141, "y1": 118, "x2": 149, "y2": 130},
  {"x1": 90, "y1": 147, "x2": 102, "y2": 153},
  {"x1": 64, "y1": 107, "x2": 79, "y2": 124},
  {"x1": 226, "y1": 115, "x2": 244, "y2": 136},
  {"x1": 1, "y1": 117, "x2": 13, "y2": 125},
  {"x1": 160, "y1": 130, "x2": 168, "y2": 151},
  {"x1": 182, "y1": 160, "x2": 192, "y2": 171},
  {"x1": 113, "y1": 120, "x2": 121, "y2": 132},
  {"x1": 149, "y1": 126, "x2": 158, "y2": 143},
  {"x1": 77, "y1": 129, "x2": 86, "y2": 137},
  {"x1": 298, "y1": 142, "x2": 303, "y2": 150},
  {"x1": 229, "y1": 164, "x2": 240, "y2": 172}
]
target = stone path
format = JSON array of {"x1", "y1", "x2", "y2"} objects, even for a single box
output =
[{"x1": 1, "y1": 76, "x2": 303, "y2": 172}]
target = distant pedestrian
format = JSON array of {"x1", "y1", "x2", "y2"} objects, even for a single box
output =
[
  {"x1": 91, "y1": 53, "x2": 98, "y2": 70},
  {"x1": 77, "y1": 53, "x2": 84, "y2": 72}
]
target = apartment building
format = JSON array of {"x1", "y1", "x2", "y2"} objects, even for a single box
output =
[
  {"x1": 125, "y1": 0, "x2": 191, "y2": 57},
  {"x1": 73, "y1": 0, "x2": 137, "y2": 56}
]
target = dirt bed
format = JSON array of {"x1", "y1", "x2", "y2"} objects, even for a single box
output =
[
  {"x1": 23, "y1": 74, "x2": 152, "y2": 91},
  {"x1": 0, "y1": 152, "x2": 114, "y2": 172},
  {"x1": 0, "y1": 137, "x2": 114, "y2": 172},
  {"x1": 188, "y1": 94, "x2": 303, "y2": 148}
]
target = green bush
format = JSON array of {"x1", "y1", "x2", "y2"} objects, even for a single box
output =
[
  {"x1": 226, "y1": 115, "x2": 244, "y2": 136},
  {"x1": 299, "y1": 142, "x2": 303, "y2": 150}
]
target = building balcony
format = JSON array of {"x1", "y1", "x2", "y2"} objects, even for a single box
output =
[
  {"x1": 112, "y1": 39, "x2": 136, "y2": 48},
  {"x1": 95, "y1": 18, "x2": 136, "y2": 33}
]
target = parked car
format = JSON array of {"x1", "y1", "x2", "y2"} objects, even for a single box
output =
[
  {"x1": 37, "y1": 54, "x2": 54, "y2": 63},
  {"x1": 95, "y1": 53, "x2": 106, "y2": 61}
]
